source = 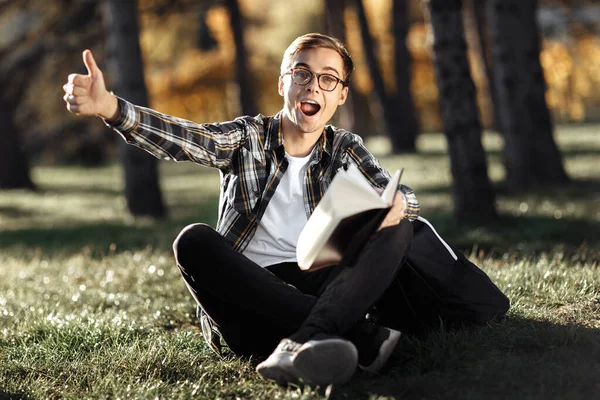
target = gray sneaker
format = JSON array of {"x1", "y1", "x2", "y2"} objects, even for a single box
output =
[
  {"x1": 357, "y1": 327, "x2": 401, "y2": 374},
  {"x1": 256, "y1": 338, "x2": 358, "y2": 387}
]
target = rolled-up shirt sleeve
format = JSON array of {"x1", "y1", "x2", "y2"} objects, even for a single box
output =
[{"x1": 103, "y1": 97, "x2": 253, "y2": 170}]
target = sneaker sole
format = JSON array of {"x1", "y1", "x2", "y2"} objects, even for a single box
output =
[
  {"x1": 293, "y1": 339, "x2": 358, "y2": 387},
  {"x1": 359, "y1": 329, "x2": 401, "y2": 374},
  {"x1": 257, "y1": 339, "x2": 358, "y2": 387}
]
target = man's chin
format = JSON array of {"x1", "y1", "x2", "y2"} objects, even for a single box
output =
[{"x1": 297, "y1": 123, "x2": 324, "y2": 136}]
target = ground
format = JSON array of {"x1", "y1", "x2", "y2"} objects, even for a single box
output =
[{"x1": 0, "y1": 125, "x2": 599, "y2": 399}]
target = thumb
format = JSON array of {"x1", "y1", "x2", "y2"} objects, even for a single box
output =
[{"x1": 82, "y1": 49, "x2": 99, "y2": 78}]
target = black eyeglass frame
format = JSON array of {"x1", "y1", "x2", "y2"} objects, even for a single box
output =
[{"x1": 283, "y1": 67, "x2": 348, "y2": 92}]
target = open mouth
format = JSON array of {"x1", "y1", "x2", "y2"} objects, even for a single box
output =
[{"x1": 300, "y1": 100, "x2": 321, "y2": 116}]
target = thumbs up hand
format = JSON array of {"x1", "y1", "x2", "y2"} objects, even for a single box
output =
[{"x1": 63, "y1": 50, "x2": 119, "y2": 120}]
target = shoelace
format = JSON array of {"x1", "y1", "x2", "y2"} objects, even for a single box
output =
[{"x1": 278, "y1": 339, "x2": 302, "y2": 353}]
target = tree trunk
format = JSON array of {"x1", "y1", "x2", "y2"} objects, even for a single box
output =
[
  {"x1": 487, "y1": 0, "x2": 569, "y2": 191},
  {"x1": 324, "y1": 0, "x2": 355, "y2": 132},
  {"x1": 470, "y1": 0, "x2": 502, "y2": 134},
  {"x1": 196, "y1": 5, "x2": 218, "y2": 51},
  {"x1": 425, "y1": 0, "x2": 497, "y2": 221},
  {"x1": 225, "y1": 0, "x2": 257, "y2": 117},
  {"x1": 355, "y1": 0, "x2": 398, "y2": 142},
  {"x1": 0, "y1": 97, "x2": 35, "y2": 190},
  {"x1": 391, "y1": 0, "x2": 418, "y2": 152},
  {"x1": 103, "y1": 0, "x2": 166, "y2": 218}
]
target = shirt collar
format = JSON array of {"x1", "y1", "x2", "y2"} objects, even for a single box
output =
[
  {"x1": 264, "y1": 112, "x2": 284, "y2": 151},
  {"x1": 265, "y1": 111, "x2": 333, "y2": 163}
]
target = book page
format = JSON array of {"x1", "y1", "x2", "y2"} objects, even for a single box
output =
[
  {"x1": 297, "y1": 165, "x2": 403, "y2": 270},
  {"x1": 296, "y1": 207, "x2": 338, "y2": 269},
  {"x1": 327, "y1": 164, "x2": 386, "y2": 219},
  {"x1": 381, "y1": 168, "x2": 403, "y2": 205}
]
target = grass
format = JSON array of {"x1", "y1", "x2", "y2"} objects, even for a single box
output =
[{"x1": 1, "y1": 124, "x2": 599, "y2": 399}]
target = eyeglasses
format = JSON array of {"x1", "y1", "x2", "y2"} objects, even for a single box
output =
[{"x1": 283, "y1": 67, "x2": 347, "y2": 92}]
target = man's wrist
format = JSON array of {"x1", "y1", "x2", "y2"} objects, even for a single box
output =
[{"x1": 100, "y1": 92, "x2": 120, "y2": 122}]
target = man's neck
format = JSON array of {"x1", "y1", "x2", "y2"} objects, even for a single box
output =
[{"x1": 281, "y1": 118, "x2": 322, "y2": 157}]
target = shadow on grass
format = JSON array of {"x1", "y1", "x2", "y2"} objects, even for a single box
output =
[
  {"x1": 36, "y1": 184, "x2": 123, "y2": 197},
  {"x1": 0, "y1": 390, "x2": 29, "y2": 400},
  {"x1": 0, "y1": 207, "x2": 218, "y2": 256},
  {"x1": 336, "y1": 316, "x2": 600, "y2": 399},
  {"x1": 424, "y1": 213, "x2": 600, "y2": 256},
  {"x1": 412, "y1": 177, "x2": 600, "y2": 255},
  {"x1": 1, "y1": 207, "x2": 598, "y2": 259},
  {"x1": 412, "y1": 147, "x2": 600, "y2": 160},
  {"x1": 416, "y1": 178, "x2": 600, "y2": 198},
  {"x1": 0, "y1": 206, "x2": 36, "y2": 219}
]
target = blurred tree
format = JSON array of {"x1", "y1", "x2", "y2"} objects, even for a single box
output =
[
  {"x1": 0, "y1": 0, "x2": 107, "y2": 187},
  {"x1": 225, "y1": 0, "x2": 258, "y2": 116},
  {"x1": 392, "y1": 0, "x2": 420, "y2": 152},
  {"x1": 469, "y1": 0, "x2": 503, "y2": 134},
  {"x1": 325, "y1": 0, "x2": 355, "y2": 132},
  {"x1": 424, "y1": 0, "x2": 497, "y2": 221},
  {"x1": 196, "y1": 5, "x2": 218, "y2": 51},
  {"x1": 325, "y1": 0, "x2": 377, "y2": 137},
  {"x1": 103, "y1": 0, "x2": 166, "y2": 218},
  {"x1": 354, "y1": 0, "x2": 419, "y2": 153},
  {"x1": 487, "y1": 0, "x2": 570, "y2": 191},
  {"x1": 0, "y1": 33, "x2": 38, "y2": 191},
  {"x1": 0, "y1": 95, "x2": 35, "y2": 190}
]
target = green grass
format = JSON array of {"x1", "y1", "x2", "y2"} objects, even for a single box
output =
[{"x1": 1, "y1": 125, "x2": 599, "y2": 399}]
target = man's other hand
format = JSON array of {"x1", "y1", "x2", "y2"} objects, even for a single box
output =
[
  {"x1": 378, "y1": 192, "x2": 406, "y2": 231},
  {"x1": 62, "y1": 50, "x2": 118, "y2": 120}
]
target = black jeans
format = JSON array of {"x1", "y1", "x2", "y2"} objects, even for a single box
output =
[{"x1": 173, "y1": 219, "x2": 413, "y2": 357}]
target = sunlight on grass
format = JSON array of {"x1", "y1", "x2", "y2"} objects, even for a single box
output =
[{"x1": 1, "y1": 127, "x2": 599, "y2": 399}]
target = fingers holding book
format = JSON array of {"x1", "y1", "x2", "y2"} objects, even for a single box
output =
[{"x1": 377, "y1": 192, "x2": 406, "y2": 231}]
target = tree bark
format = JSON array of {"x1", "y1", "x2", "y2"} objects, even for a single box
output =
[
  {"x1": 487, "y1": 0, "x2": 569, "y2": 191},
  {"x1": 425, "y1": 0, "x2": 497, "y2": 221},
  {"x1": 324, "y1": 0, "x2": 355, "y2": 132},
  {"x1": 0, "y1": 96, "x2": 35, "y2": 190},
  {"x1": 470, "y1": 0, "x2": 502, "y2": 134},
  {"x1": 225, "y1": 0, "x2": 257, "y2": 117},
  {"x1": 355, "y1": 0, "x2": 418, "y2": 153},
  {"x1": 355, "y1": 0, "x2": 398, "y2": 143},
  {"x1": 103, "y1": 0, "x2": 166, "y2": 218},
  {"x1": 391, "y1": 0, "x2": 418, "y2": 152}
]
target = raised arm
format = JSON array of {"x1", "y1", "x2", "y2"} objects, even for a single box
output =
[{"x1": 63, "y1": 50, "x2": 253, "y2": 170}]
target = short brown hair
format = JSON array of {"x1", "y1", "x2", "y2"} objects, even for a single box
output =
[{"x1": 280, "y1": 33, "x2": 354, "y2": 84}]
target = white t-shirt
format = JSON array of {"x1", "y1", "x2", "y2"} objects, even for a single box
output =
[{"x1": 242, "y1": 151, "x2": 312, "y2": 267}]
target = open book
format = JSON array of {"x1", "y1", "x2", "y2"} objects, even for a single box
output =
[{"x1": 296, "y1": 164, "x2": 403, "y2": 271}]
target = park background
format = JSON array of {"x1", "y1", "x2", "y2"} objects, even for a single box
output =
[{"x1": 0, "y1": 0, "x2": 599, "y2": 399}]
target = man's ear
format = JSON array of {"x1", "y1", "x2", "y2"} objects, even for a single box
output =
[
  {"x1": 338, "y1": 85, "x2": 349, "y2": 106},
  {"x1": 278, "y1": 76, "x2": 284, "y2": 97}
]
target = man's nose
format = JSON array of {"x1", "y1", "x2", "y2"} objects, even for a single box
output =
[{"x1": 305, "y1": 75, "x2": 320, "y2": 92}]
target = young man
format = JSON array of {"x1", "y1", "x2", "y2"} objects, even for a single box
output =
[{"x1": 63, "y1": 33, "x2": 419, "y2": 387}]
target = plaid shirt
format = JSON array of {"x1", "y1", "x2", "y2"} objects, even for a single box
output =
[{"x1": 107, "y1": 97, "x2": 420, "y2": 251}]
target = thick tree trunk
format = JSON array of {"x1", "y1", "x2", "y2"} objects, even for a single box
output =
[
  {"x1": 0, "y1": 97, "x2": 35, "y2": 190},
  {"x1": 391, "y1": 0, "x2": 418, "y2": 152},
  {"x1": 426, "y1": 0, "x2": 497, "y2": 221},
  {"x1": 487, "y1": 0, "x2": 569, "y2": 191},
  {"x1": 225, "y1": 0, "x2": 257, "y2": 117},
  {"x1": 103, "y1": 0, "x2": 166, "y2": 218}
]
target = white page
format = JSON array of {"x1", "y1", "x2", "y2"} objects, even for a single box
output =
[
  {"x1": 297, "y1": 165, "x2": 403, "y2": 269},
  {"x1": 381, "y1": 168, "x2": 403, "y2": 205},
  {"x1": 329, "y1": 164, "x2": 385, "y2": 219}
]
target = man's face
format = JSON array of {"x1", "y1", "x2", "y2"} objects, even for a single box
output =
[{"x1": 279, "y1": 47, "x2": 349, "y2": 138}]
